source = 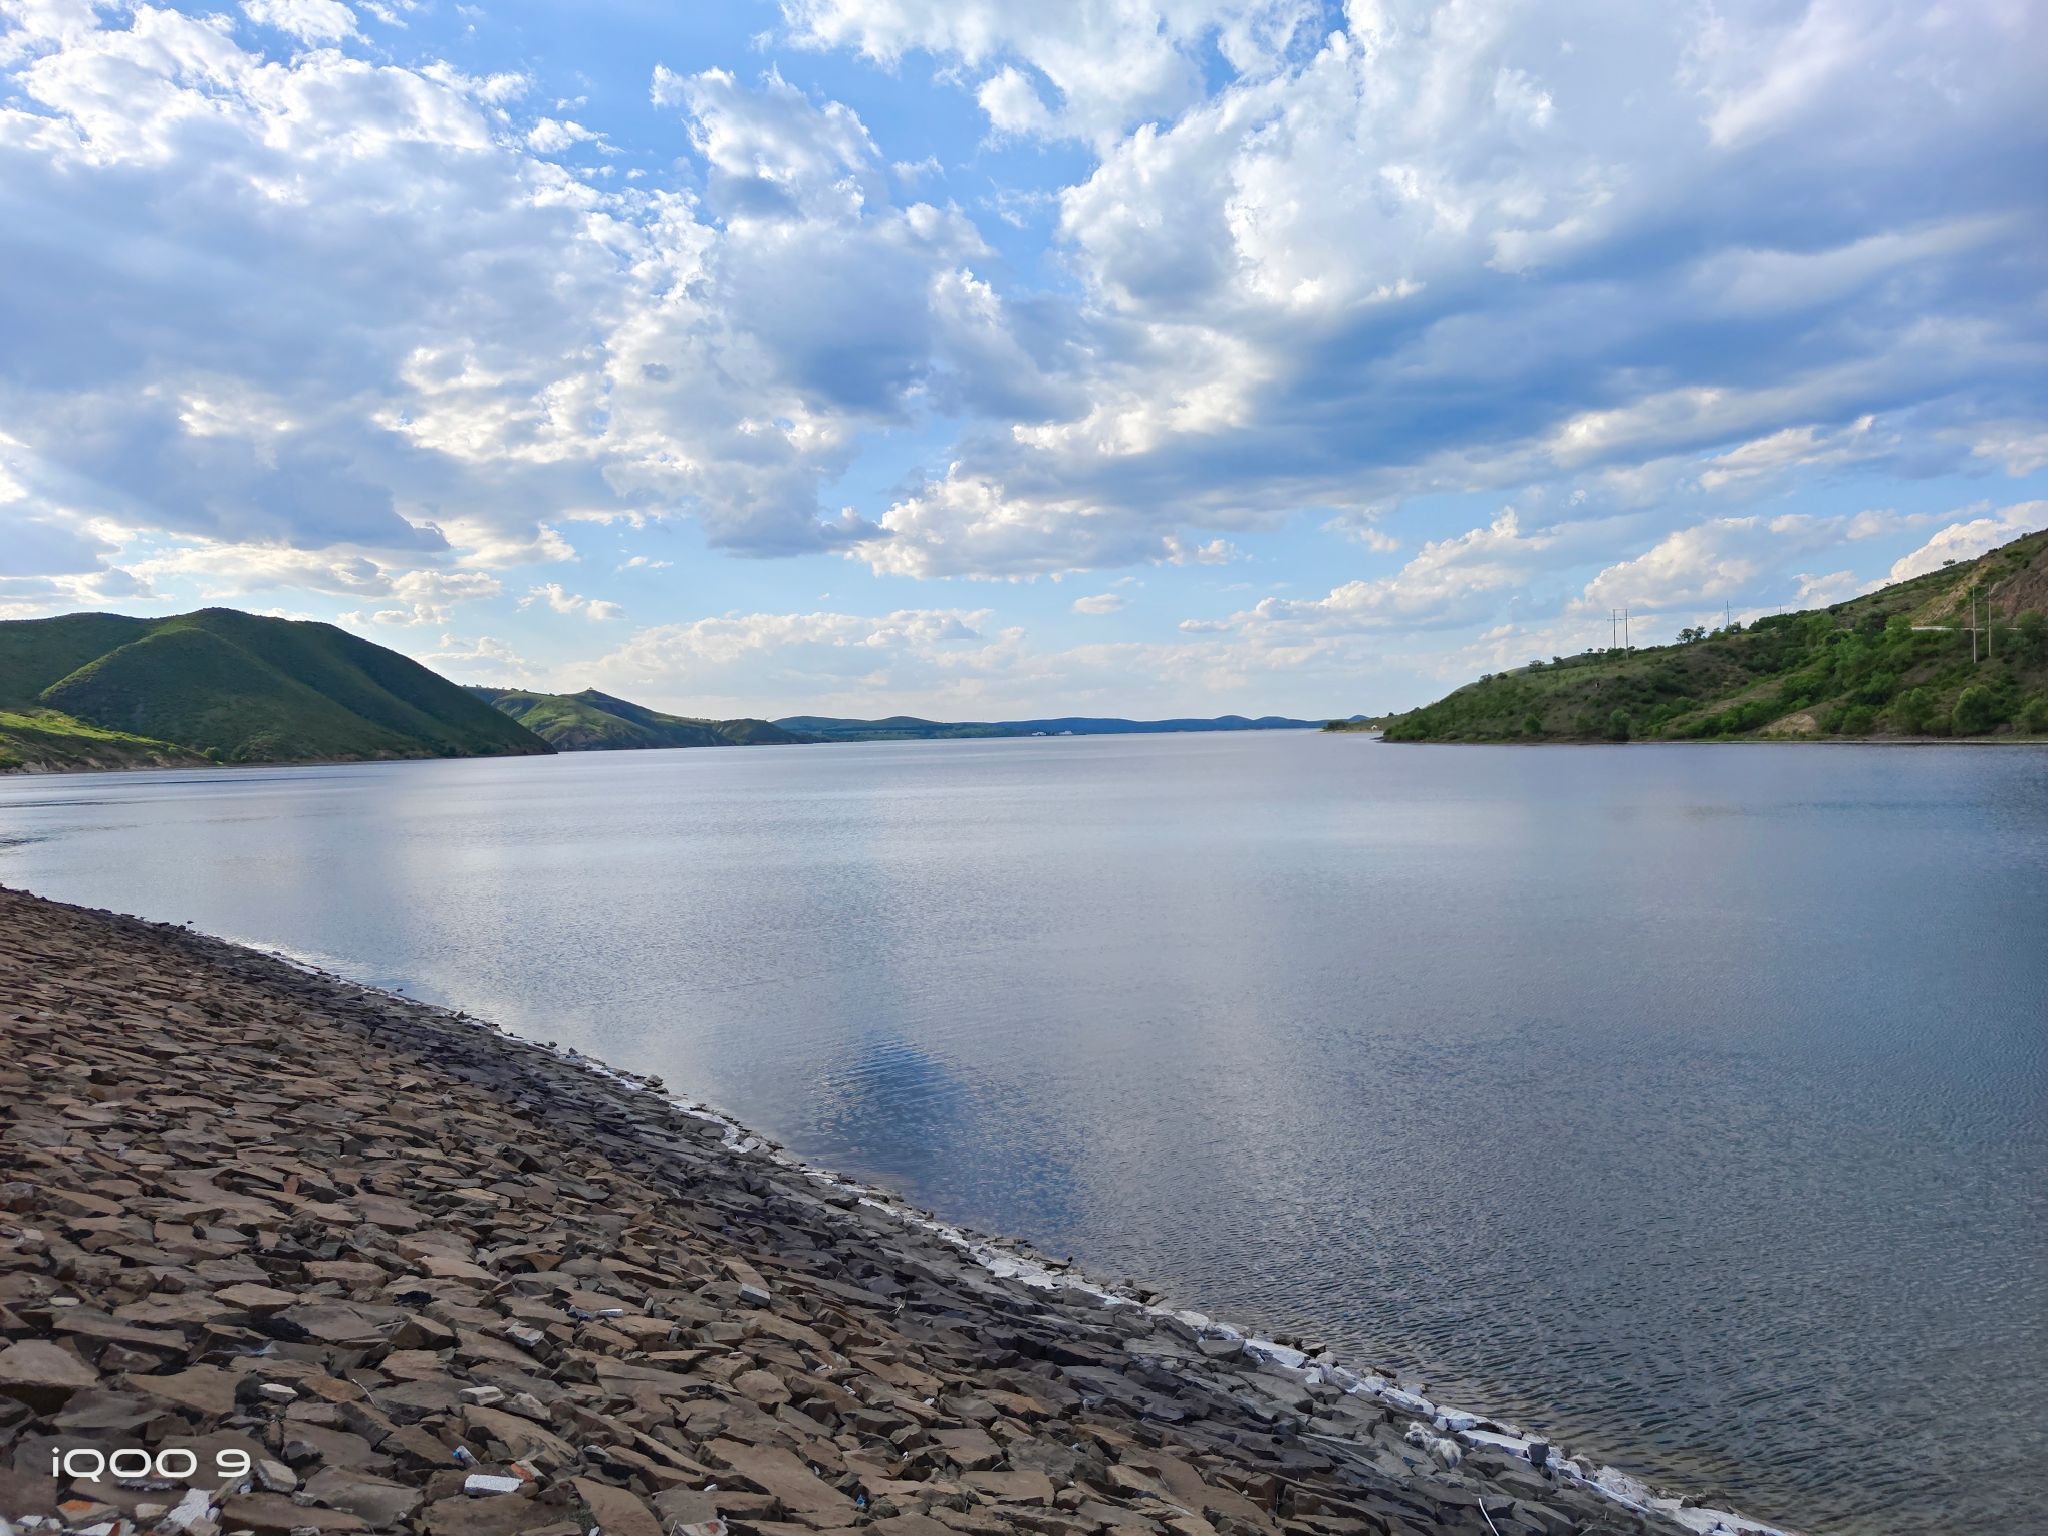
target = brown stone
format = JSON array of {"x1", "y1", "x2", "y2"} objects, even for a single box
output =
[
  {"x1": 0, "y1": 1340, "x2": 97, "y2": 1408},
  {"x1": 571, "y1": 1478, "x2": 665, "y2": 1536},
  {"x1": 422, "y1": 1492, "x2": 565, "y2": 1536},
  {"x1": 706, "y1": 1440, "x2": 854, "y2": 1515},
  {"x1": 302, "y1": 1467, "x2": 426, "y2": 1526},
  {"x1": 213, "y1": 1282, "x2": 299, "y2": 1313},
  {"x1": 220, "y1": 1492, "x2": 370, "y2": 1533},
  {"x1": 133, "y1": 1364, "x2": 239, "y2": 1418}
]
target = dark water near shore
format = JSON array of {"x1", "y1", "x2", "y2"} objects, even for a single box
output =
[{"x1": 3, "y1": 735, "x2": 2044, "y2": 1534}]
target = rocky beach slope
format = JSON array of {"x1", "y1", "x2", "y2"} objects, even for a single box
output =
[{"x1": 1, "y1": 887, "x2": 1779, "y2": 1536}]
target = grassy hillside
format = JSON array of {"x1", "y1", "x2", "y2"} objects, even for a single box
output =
[
  {"x1": 0, "y1": 610, "x2": 551, "y2": 772},
  {"x1": 0, "y1": 709, "x2": 209, "y2": 774},
  {"x1": 1376, "y1": 529, "x2": 2048, "y2": 743},
  {"x1": 470, "y1": 687, "x2": 808, "y2": 750}
]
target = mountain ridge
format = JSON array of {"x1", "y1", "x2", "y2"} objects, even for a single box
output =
[
  {"x1": 1356, "y1": 528, "x2": 2048, "y2": 743},
  {"x1": 466, "y1": 686, "x2": 809, "y2": 750},
  {"x1": 0, "y1": 609, "x2": 1331, "y2": 774},
  {"x1": 0, "y1": 610, "x2": 550, "y2": 772}
]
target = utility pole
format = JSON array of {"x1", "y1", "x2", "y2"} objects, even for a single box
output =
[
  {"x1": 1972, "y1": 587, "x2": 1980, "y2": 664},
  {"x1": 1624, "y1": 607, "x2": 1631, "y2": 649}
]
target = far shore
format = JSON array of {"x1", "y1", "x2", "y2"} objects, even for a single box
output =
[{"x1": 0, "y1": 726, "x2": 1335, "y2": 779}]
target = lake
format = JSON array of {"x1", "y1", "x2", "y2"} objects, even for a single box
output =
[{"x1": 1, "y1": 733, "x2": 2042, "y2": 1535}]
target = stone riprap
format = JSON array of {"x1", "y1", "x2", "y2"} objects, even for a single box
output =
[{"x1": 0, "y1": 886, "x2": 1769, "y2": 1536}]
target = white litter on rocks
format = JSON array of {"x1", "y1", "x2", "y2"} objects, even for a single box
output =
[{"x1": 1404, "y1": 1422, "x2": 1464, "y2": 1468}]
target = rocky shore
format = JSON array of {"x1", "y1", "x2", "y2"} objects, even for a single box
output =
[{"x1": 1, "y1": 886, "x2": 1781, "y2": 1536}]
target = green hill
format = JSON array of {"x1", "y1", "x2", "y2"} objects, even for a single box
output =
[
  {"x1": 1371, "y1": 528, "x2": 2048, "y2": 743},
  {"x1": 0, "y1": 610, "x2": 551, "y2": 772},
  {"x1": 468, "y1": 686, "x2": 810, "y2": 750}
]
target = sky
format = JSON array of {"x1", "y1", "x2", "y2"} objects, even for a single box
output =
[{"x1": 1, "y1": 0, "x2": 2045, "y2": 721}]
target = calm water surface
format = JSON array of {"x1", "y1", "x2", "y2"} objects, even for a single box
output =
[{"x1": 2, "y1": 735, "x2": 2043, "y2": 1535}]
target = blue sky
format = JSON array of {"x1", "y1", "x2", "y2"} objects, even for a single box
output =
[{"x1": 2, "y1": 0, "x2": 2044, "y2": 718}]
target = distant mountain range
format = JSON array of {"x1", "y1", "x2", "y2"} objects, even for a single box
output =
[
  {"x1": 467, "y1": 687, "x2": 806, "y2": 750},
  {"x1": 0, "y1": 608, "x2": 1331, "y2": 774},
  {"x1": 0, "y1": 610, "x2": 549, "y2": 772},
  {"x1": 473, "y1": 693, "x2": 1326, "y2": 750},
  {"x1": 773, "y1": 714, "x2": 1323, "y2": 741}
]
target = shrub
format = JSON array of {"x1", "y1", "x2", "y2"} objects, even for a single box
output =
[
  {"x1": 1840, "y1": 705, "x2": 1877, "y2": 736},
  {"x1": 1605, "y1": 709, "x2": 1632, "y2": 742},
  {"x1": 2015, "y1": 612, "x2": 2047, "y2": 665},
  {"x1": 2020, "y1": 695, "x2": 2048, "y2": 735},
  {"x1": 1892, "y1": 687, "x2": 1936, "y2": 734},
  {"x1": 1952, "y1": 685, "x2": 1998, "y2": 735},
  {"x1": 1522, "y1": 713, "x2": 1543, "y2": 736}
]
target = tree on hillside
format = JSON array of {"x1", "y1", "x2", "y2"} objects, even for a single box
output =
[
  {"x1": 1953, "y1": 686, "x2": 1998, "y2": 735},
  {"x1": 1890, "y1": 688, "x2": 1936, "y2": 734},
  {"x1": 2014, "y1": 611, "x2": 2046, "y2": 664}
]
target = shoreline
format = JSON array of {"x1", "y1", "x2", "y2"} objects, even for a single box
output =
[
  {"x1": 7, "y1": 723, "x2": 2045, "y2": 784},
  {"x1": 1, "y1": 886, "x2": 1790, "y2": 1536},
  {"x1": 0, "y1": 726, "x2": 1330, "y2": 780},
  {"x1": 1328, "y1": 728, "x2": 2048, "y2": 747}
]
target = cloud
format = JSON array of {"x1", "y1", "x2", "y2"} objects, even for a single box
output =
[
  {"x1": 525, "y1": 117, "x2": 600, "y2": 154},
  {"x1": 242, "y1": 0, "x2": 360, "y2": 45},
  {"x1": 0, "y1": 565, "x2": 158, "y2": 620},
  {"x1": 1970, "y1": 426, "x2": 2048, "y2": 477},
  {"x1": 802, "y1": 0, "x2": 2047, "y2": 579},
  {"x1": 1696, "y1": 416, "x2": 1889, "y2": 491},
  {"x1": 1885, "y1": 500, "x2": 2048, "y2": 583},
  {"x1": 977, "y1": 66, "x2": 1055, "y2": 138},
  {"x1": 1578, "y1": 521, "x2": 1778, "y2": 612},
  {"x1": 1790, "y1": 569, "x2": 1859, "y2": 606},
  {"x1": 0, "y1": 513, "x2": 117, "y2": 578},
  {"x1": 0, "y1": 12, "x2": 1028, "y2": 577},
  {"x1": 576, "y1": 598, "x2": 1372, "y2": 719},
  {"x1": 601, "y1": 607, "x2": 987, "y2": 671},
  {"x1": 1323, "y1": 509, "x2": 1401, "y2": 552},
  {"x1": 1237, "y1": 508, "x2": 1600, "y2": 633},
  {"x1": 779, "y1": 0, "x2": 1320, "y2": 143},
  {"x1": 1160, "y1": 535, "x2": 1243, "y2": 567},
  {"x1": 131, "y1": 539, "x2": 501, "y2": 627},
  {"x1": 421, "y1": 631, "x2": 531, "y2": 676},
  {"x1": 3, "y1": 0, "x2": 2043, "y2": 635},
  {"x1": 1071, "y1": 591, "x2": 1124, "y2": 614},
  {"x1": 520, "y1": 583, "x2": 625, "y2": 621},
  {"x1": 1571, "y1": 507, "x2": 1964, "y2": 612},
  {"x1": 339, "y1": 569, "x2": 501, "y2": 626}
]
